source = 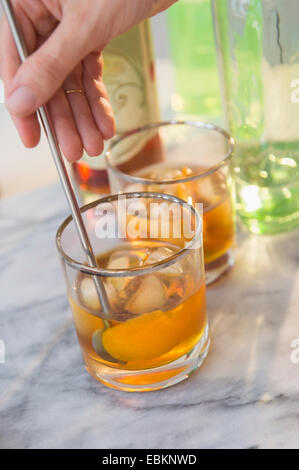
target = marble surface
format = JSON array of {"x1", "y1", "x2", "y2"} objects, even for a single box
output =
[{"x1": 1, "y1": 184, "x2": 299, "y2": 449}]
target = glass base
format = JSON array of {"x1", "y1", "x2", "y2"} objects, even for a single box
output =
[
  {"x1": 205, "y1": 250, "x2": 234, "y2": 285},
  {"x1": 84, "y1": 324, "x2": 210, "y2": 392}
]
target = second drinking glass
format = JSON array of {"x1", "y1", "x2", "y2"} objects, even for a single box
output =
[{"x1": 106, "y1": 121, "x2": 235, "y2": 284}]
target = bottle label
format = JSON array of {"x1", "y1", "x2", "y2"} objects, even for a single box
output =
[{"x1": 81, "y1": 22, "x2": 160, "y2": 170}]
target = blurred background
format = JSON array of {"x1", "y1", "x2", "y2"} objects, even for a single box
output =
[{"x1": 0, "y1": 0, "x2": 222, "y2": 198}]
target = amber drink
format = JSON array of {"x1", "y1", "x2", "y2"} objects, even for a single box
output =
[
  {"x1": 106, "y1": 121, "x2": 235, "y2": 284},
  {"x1": 56, "y1": 193, "x2": 209, "y2": 392}
]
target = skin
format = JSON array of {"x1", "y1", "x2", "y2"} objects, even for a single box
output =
[{"x1": 0, "y1": 0, "x2": 177, "y2": 161}]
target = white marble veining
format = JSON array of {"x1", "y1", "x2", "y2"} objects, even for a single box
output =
[{"x1": 1, "y1": 184, "x2": 299, "y2": 449}]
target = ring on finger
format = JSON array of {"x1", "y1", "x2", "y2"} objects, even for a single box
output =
[{"x1": 65, "y1": 89, "x2": 85, "y2": 96}]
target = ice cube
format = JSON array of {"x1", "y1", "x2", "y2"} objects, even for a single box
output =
[
  {"x1": 145, "y1": 246, "x2": 176, "y2": 263},
  {"x1": 107, "y1": 251, "x2": 146, "y2": 292},
  {"x1": 192, "y1": 172, "x2": 226, "y2": 209},
  {"x1": 126, "y1": 274, "x2": 167, "y2": 314},
  {"x1": 108, "y1": 255, "x2": 130, "y2": 270},
  {"x1": 108, "y1": 249, "x2": 147, "y2": 269},
  {"x1": 78, "y1": 277, "x2": 101, "y2": 311},
  {"x1": 147, "y1": 167, "x2": 184, "y2": 180},
  {"x1": 145, "y1": 166, "x2": 191, "y2": 201},
  {"x1": 78, "y1": 276, "x2": 117, "y2": 312},
  {"x1": 145, "y1": 247, "x2": 183, "y2": 277}
]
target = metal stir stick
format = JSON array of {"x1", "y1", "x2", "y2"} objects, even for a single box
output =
[{"x1": 2, "y1": 0, "x2": 111, "y2": 320}]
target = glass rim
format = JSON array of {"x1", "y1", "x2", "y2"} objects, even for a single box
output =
[
  {"x1": 105, "y1": 119, "x2": 235, "y2": 185},
  {"x1": 56, "y1": 192, "x2": 202, "y2": 278}
]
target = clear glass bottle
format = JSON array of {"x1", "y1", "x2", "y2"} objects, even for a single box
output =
[
  {"x1": 213, "y1": 0, "x2": 299, "y2": 234},
  {"x1": 72, "y1": 20, "x2": 161, "y2": 204}
]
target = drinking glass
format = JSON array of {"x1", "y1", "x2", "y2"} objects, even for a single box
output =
[
  {"x1": 106, "y1": 121, "x2": 235, "y2": 285},
  {"x1": 212, "y1": 0, "x2": 299, "y2": 234},
  {"x1": 56, "y1": 192, "x2": 209, "y2": 392}
]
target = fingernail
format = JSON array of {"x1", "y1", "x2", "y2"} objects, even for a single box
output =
[{"x1": 6, "y1": 86, "x2": 36, "y2": 115}]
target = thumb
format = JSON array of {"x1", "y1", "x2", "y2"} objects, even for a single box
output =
[{"x1": 6, "y1": 18, "x2": 89, "y2": 117}]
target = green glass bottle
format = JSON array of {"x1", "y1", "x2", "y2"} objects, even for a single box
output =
[
  {"x1": 213, "y1": 0, "x2": 299, "y2": 234},
  {"x1": 167, "y1": 0, "x2": 222, "y2": 120}
]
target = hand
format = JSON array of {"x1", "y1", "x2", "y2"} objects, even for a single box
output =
[{"x1": 1, "y1": 0, "x2": 177, "y2": 161}]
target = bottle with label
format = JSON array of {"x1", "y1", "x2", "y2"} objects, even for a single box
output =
[
  {"x1": 72, "y1": 19, "x2": 161, "y2": 203},
  {"x1": 213, "y1": 0, "x2": 299, "y2": 234}
]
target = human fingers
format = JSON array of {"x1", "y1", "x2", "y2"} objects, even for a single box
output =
[
  {"x1": 63, "y1": 63, "x2": 104, "y2": 157},
  {"x1": 1, "y1": 10, "x2": 41, "y2": 147},
  {"x1": 83, "y1": 52, "x2": 115, "y2": 141}
]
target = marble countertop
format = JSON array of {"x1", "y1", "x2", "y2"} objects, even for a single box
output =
[{"x1": 1, "y1": 184, "x2": 299, "y2": 449}]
